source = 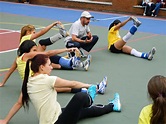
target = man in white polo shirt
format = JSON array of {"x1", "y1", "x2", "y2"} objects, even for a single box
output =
[{"x1": 64, "y1": 11, "x2": 99, "y2": 58}]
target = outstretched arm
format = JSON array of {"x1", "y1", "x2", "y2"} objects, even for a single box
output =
[
  {"x1": 114, "y1": 17, "x2": 132, "y2": 31},
  {"x1": 30, "y1": 21, "x2": 61, "y2": 40},
  {"x1": 24, "y1": 47, "x2": 80, "y2": 61},
  {"x1": 54, "y1": 77, "x2": 91, "y2": 89},
  {"x1": 0, "y1": 59, "x2": 17, "y2": 87}
]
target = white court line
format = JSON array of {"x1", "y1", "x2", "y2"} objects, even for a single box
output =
[
  {"x1": 0, "y1": 27, "x2": 45, "y2": 35},
  {"x1": 0, "y1": 16, "x2": 127, "y2": 53},
  {"x1": 0, "y1": 48, "x2": 18, "y2": 54}
]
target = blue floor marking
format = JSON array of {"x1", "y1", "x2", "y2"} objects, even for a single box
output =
[{"x1": 0, "y1": 1, "x2": 166, "y2": 35}]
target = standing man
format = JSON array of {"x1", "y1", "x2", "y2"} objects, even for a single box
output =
[{"x1": 64, "y1": 11, "x2": 99, "y2": 58}]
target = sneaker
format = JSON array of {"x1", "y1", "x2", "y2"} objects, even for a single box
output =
[
  {"x1": 87, "y1": 85, "x2": 97, "y2": 102},
  {"x1": 148, "y1": 47, "x2": 156, "y2": 60},
  {"x1": 109, "y1": 93, "x2": 121, "y2": 112},
  {"x1": 87, "y1": 54, "x2": 92, "y2": 64},
  {"x1": 97, "y1": 76, "x2": 107, "y2": 94},
  {"x1": 72, "y1": 57, "x2": 82, "y2": 69},
  {"x1": 82, "y1": 55, "x2": 91, "y2": 71},
  {"x1": 131, "y1": 16, "x2": 142, "y2": 27},
  {"x1": 56, "y1": 24, "x2": 69, "y2": 37},
  {"x1": 79, "y1": 49, "x2": 87, "y2": 58}
]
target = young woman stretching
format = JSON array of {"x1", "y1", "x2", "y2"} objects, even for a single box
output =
[
  {"x1": 0, "y1": 40, "x2": 106, "y2": 124},
  {"x1": 138, "y1": 75, "x2": 166, "y2": 124},
  {"x1": 107, "y1": 16, "x2": 156, "y2": 60},
  {"x1": 22, "y1": 54, "x2": 121, "y2": 124}
]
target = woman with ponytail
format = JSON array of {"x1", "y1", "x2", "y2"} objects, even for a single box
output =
[
  {"x1": 0, "y1": 40, "x2": 105, "y2": 124},
  {"x1": 138, "y1": 75, "x2": 166, "y2": 124},
  {"x1": 21, "y1": 54, "x2": 121, "y2": 124},
  {"x1": 107, "y1": 16, "x2": 156, "y2": 60}
]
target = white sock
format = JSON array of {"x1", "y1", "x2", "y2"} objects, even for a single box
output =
[
  {"x1": 131, "y1": 49, "x2": 142, "y2": 57},
  {"x1": 50, "y1": 33, "x2": 63, "y2": 43},
  {"x1": 122, "y1": 32, "x2": 133, "y2": 42}
]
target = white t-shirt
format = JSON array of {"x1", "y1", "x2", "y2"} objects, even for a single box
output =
[
  {"x1": 64, "y1": 19, "x2": 90, "y2": 44},
  {"x1": 28, "y1": 74, "x2": 62, "y2": 124}
]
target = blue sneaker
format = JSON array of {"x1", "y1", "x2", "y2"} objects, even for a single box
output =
[
  {"x1": 87, "y1": 85, "x2": 97, "y2": 102},
  {"x1": 97, "y1": 76, "x2": 107, "y2": 94},
  {"x1": 109, "y1": 93, "x2": 121, "y2": 112}
]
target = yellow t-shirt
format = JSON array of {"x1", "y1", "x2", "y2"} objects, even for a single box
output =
[
  {"x1": 19, "y1": 34, "x2": 36, "y2": 46},
  {"x1": 138, "y1": 104, "x2": 152, "y2": 124},
  {"x1": 16, "y1": 54, "x2": 33, "y2": 80},
  {"x1": 28, "y1": 74, "x2": 62, "y2": 124},
  {"x1": 107, "y1": 26, "x2": 121, "y2": 49}
]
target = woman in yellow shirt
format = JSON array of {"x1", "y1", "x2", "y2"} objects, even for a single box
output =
[
  {"x1": 107, "y1": 16, "x2": 156, "y2": 60},
  {"x1": 138, "y1": 75, "x2": 166, "y2": 124}
]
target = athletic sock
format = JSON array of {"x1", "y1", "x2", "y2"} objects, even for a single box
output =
[
  {"x1": 131, "y1": 49, "x2": 148, "y2": 59},
  {"x1": 131, "y1": 49, "x2": 142, "y2": 57},
  {"x1": 141, "y1": 53, "x2": 148, "y2": 59},
  {"x1": 122, "y1": 26, "x2": 137, "y2": 42},
  {"x1": 50, "y1": 33, "x2": 63, "y2": 44},
  {"x1": 129, "y1": 25, "x2": 137, "y2": 35}
]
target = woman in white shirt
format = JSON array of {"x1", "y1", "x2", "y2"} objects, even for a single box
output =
[{"x1": 22, "y1": 54, "x2": 122, "y2": 124}]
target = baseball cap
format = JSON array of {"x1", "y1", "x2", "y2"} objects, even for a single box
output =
[{"x1": 80, "y1": 11, "x2": 94, "y2": 18}]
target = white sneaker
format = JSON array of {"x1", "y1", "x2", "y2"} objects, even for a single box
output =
[
  {"x1": 131, "y1": 16, "x2": 142, "y2": 27},
  {"x1": 148, "y1": 47, "x2": 156, "y2": 60},
  {"x1": 97, "y1": 76, "x2": 107, "y2": 94},
  {"x1": 82, "y1": 55, "x2": 91, "y2": 71},
  {"x1": 56, "y1": 24, "x2": 69, "y2": 37}
]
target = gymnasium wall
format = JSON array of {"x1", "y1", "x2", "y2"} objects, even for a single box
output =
[{"x1": 1, "y1": 0, "x2": 166, "y2": 17}]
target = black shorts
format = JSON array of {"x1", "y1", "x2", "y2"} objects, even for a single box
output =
[{"x1": 109, "y1": 44, "x2": 123, "y2": 53}]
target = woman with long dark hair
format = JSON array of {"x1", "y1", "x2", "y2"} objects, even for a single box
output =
[{"x1": 22, "y1": 54, "x2": 121, "y2": 124}]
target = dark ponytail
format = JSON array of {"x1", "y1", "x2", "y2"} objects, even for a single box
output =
[
  {"x1": 22, "y1": 54, "x2": 49, "y2": 109},
  {"x1": 108, "y1": 19, "x2": 121, "y2": 30},
  {"x1": 22, "y1": 59, "x2": 31, "y2": 109}
]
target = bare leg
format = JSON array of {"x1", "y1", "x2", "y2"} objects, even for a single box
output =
[{"x1": 0, "y1": 93, "x2": 23, "y2": 124}]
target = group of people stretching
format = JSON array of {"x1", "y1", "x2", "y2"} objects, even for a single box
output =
[{"x1": 0, "y1": 11, "x2": 165, "y2": 124}]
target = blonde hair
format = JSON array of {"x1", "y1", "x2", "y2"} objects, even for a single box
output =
[{"x1": 20, "y1": 25, "x2": 35, "y2": 42}]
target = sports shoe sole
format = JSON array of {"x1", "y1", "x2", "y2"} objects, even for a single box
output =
[
  {"x1": 131, "y1": 16, "x2": 142, "y2": 27},
  {"x1": 97, "y1": 76, "x2": 107, "y2": 94},
  {"x1": 148, "y1": 47, "x2": 156, "y2": 60},
  {"x1": 56, "y1": 24, "x2": 69, "y2": 37}
]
